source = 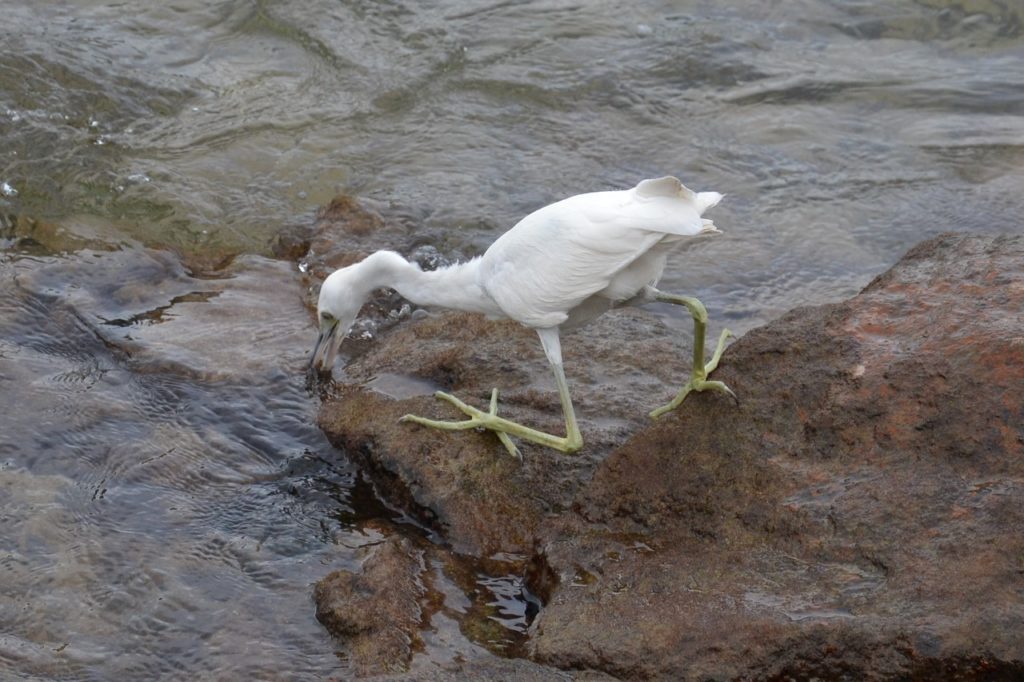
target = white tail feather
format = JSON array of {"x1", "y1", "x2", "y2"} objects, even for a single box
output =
[
  {"x1": 635, "y1": 177, "x2": 722, "y2": 217},
  {"x1": 635, "y1": 176, "x2": 695, "y2": 201},
  {"x1": 695, "y1": 191, "x2": 723, "y2": 215}
]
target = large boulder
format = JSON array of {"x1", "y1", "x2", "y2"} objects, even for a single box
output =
[
  {"x1": 530, "y1": 232, "x2": 1024, "y2": 679},
  {"x1": 316, "y1": 232, "x2": 1024, "y2": 679}
]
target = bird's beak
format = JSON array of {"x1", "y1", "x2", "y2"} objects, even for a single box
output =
[{"x1": 310, "y1": 318, "x2": 342, "y2": 373}]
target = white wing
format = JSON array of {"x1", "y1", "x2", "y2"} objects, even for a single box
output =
[{"x1": 478, "y1": 177, "x2": 720, "y2": 328}]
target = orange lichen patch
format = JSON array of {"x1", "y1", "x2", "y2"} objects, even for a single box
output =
[
  {"x1": 845, "y1": 314, "x2": 906, "y2": 340},
  {"x1": 805, "y1": 468, "x2": 831, "y2": 485},
  {"x1": 872, "y1": 402, "x2": 927, "y2": 449},
  {"x1": 974, "y1": 347, "x2": 1024, "y2": 385},
  {"x1": 877, "y1": 383, "x2": 898, "y2": 400},
  {"x1": 997, "y1": 421, "x2": 1024, "y2": 457}
]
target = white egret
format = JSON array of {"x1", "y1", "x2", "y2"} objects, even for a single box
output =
[{"x1": 311, "y1": 176, "x2": 735, "y2": 458}]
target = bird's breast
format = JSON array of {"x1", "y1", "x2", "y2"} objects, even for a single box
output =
[{"x1": 597, "y1": 246, "x2": 670, "y2": 301}]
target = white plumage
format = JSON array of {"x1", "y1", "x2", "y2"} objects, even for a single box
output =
[
  {"x1": 311, "y1": 176, "x2": 733, "y2": 458},
  {"x1": 479, "y1": 176, "x2": 721, "y2": 327}
]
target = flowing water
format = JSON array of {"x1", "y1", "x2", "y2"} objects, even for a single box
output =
[{"x1": 2, "y1": 0, "x2": 1022, "y2": 678}]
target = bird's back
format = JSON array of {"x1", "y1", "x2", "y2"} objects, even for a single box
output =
[{"x1": 478, "y1": 177, "x2": 721, "y2": 328}]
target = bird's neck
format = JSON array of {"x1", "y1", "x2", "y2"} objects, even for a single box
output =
[{"x1": 360, "y1": 251, "x2": 493, "y2": 315}]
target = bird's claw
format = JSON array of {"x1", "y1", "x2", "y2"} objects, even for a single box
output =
[
  {"x1": 649, "y1": 377, "x2": 736, "y2": 419},
  {"x1": 486, "y1": 390, "x2": 521, "y2": 458},
  {"x1": 649, "y1": 326, "x2": 737, "y2": 419},
  {"x1": 400, "y1": 389, "x2": 522, "y2": 459}
]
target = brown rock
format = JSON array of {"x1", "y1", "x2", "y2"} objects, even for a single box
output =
[
  {"x1": 314, "y1": 536, "x2": 427, "y2": 677},
  {"x1": 316, "y1": 195, "x2": 386, "y2": 236},
  {"x1": 316, "y1": 232, "x2": 1024, "y2": 679},
  {"x1": 530, "y1": 232, "x2": 1024, "y2": 679},
  {"x1": 313, "y1": 528, "x2": 613, "y2": 681},
  {"x1": 317, "y1": 307, "x2": 701, "y2": 557}
]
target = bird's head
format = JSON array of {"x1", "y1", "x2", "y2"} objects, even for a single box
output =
[{"x1": 310, "y1": 266, "x2": 365, "y2": 374}]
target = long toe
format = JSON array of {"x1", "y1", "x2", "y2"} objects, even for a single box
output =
[
  {"x1": 399, "y1": 412, "x2": 480, "y2": 430},
  {"x1": 697, "y1": 379, "x2": 735, "y2": 398},
  {"x1": 399, "y1": 389, "x2": 581, "y2": 455}
]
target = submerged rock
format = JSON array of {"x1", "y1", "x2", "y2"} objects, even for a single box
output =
[{"x1": 316, "y1": 232, "x2": 1024, "y2": 679}]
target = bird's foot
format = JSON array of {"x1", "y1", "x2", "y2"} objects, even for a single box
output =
[
  {"x1": 649, "y1": 327, "x2": 736, "y2": 419},
  {"x1": 400, "y1": 389, "x2": 582, "y2": 459}
]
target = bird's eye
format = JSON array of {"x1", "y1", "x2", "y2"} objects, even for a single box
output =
[{"x1": 321, "y1": 312, "x2": 335, "y2": 322}]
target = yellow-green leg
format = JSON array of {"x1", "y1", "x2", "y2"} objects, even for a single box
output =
[
  {"x1": 649, "y1": 292, "x2": 735, "y2": 419},
  {"x1": 400, "y1": 327, "x2": 583, "y2": 459}
]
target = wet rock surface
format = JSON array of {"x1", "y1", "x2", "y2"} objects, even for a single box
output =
[
  {"x1": 315, "y1": 231, "x2": 1024, "y2": 679},
  {"x1": 313, "y1": 527, "x2": 613, "y2": 681},
  {"x1": 314, "y1": 536, "x2": 427, "y2": 677},
  {"x1": 318, "y1": 308, "x2": 695, "y2": 558}
]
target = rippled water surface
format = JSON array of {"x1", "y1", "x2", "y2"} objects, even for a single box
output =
[{"x1": 2, "y1": 0, "x2": 1022, "y2": 678}]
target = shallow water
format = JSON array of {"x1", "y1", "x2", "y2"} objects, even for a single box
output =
[{"x1": 2, "y1": 0, "x2": 1023, "y2": 678}]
